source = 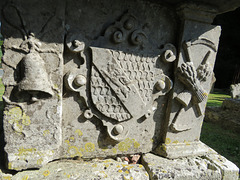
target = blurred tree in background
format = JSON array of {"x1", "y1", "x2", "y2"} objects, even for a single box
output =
[
  {"x1": 213, "y1": 7, "x2": 240, "y2": 88},
  {"x1": 0, "y1": 22, "x2": 2, "y2": 67},
  {"x1": 0, "y1": 33, "x2": 2, "y2": 68}
]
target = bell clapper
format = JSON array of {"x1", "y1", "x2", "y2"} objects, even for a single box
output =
[{"x1": 30, "y1": 92, "x2": 39, "y2": 102}]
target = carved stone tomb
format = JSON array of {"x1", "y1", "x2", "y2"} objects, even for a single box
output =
[{"x1": 0, "y1": 0, "x2": 239, "y2": 179}]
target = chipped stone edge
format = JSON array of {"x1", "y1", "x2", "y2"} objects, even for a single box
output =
[{"x1": 154, "y1": 141, "x2": 214, "y2": 159}]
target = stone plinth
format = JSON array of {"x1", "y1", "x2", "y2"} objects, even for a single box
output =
[
  {"x1": 0, "y1": 150, "x2": 238, "y2": 180},
  {"x1": 142, "y1": 152, "x2": 239, "y2": 180}
]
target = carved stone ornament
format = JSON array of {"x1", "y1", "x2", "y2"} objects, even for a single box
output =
[
  {"x1": 170, "y1": 38, "x2": 217, "y2": 132},
  {"x1": 65, "y1": 13, "x2": 176, "y2": 141},
  {"x1": 2, "y1": 4, "x2": 60, "y2": 102},
  {"x1": 2, "y1": 1, "x2": 65, "y2": 170}
]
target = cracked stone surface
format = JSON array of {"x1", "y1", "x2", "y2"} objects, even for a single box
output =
[
  {"x1": 142, "y1": 153, "x2": 239, "y2": 180},
  {"x1": 0, "y1": 159, "x2": 149, "y2": 180},
  {"x1": 0, "y1": 151, "x2": 239, "y2": 180}
]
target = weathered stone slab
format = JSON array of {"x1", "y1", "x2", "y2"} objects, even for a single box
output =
[
  {"x1": 2, "y1": 159, "x2": 149, "y2": 180},
  {"x1": 0, "y1": 170, "x2": 12, "y2": 180},
  {"x1": 1, "y1": 0, "x2": 65, "y2": 170},
  {"x1": 142, "y1": 153, "x2": 239, "y2": 180}
]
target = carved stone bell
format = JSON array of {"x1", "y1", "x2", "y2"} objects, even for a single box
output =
[{"x1": 18, "y1": 52, "x2": 54, "y2": 100}]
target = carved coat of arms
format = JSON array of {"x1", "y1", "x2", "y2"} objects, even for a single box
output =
[{"x1": 65, "y1": 13, "x2": 176, "y2": 141}]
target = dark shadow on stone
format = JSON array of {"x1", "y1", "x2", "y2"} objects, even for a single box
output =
[{"x1": 151, "y1": 95, "x2": 169, "y2": 150}]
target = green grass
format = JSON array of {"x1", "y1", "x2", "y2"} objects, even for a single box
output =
[
  {"x1": 206, "y1": 92, "x2": 231, "y2": 107},
  {"x1": 201, "y1": 121, "x2": 240, "y2": 168},
  {"x1": 203, "y1": 91, "x2": 240, "y2": 169}
]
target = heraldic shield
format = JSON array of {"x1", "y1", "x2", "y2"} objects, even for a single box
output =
[
  {"x1": 64, "y1": 12, "x2": 176, "y2": 141},
  {"x1": 90, "y1": 47, "x2": 157, "y2": 122}
]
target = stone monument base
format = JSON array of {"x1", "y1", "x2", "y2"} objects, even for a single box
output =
[
  {"x1": 155, "y1": 141, "x2": 213, "y2": 159},
  {"x1": 0, "y1": 146, "x2": 238, "y2": 180},
  {"x1": 142, "y1": 152, "x2": 239, "y2": 180}
]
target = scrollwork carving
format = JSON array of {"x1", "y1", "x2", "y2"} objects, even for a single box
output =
[
  {"x1": 64, "y1": 12, "x2": 176, "y2": 141},
  {"x1": 130, "y1": 30, "x2": 147, "y2": 45},
  {"x1": 103, "y1": 13, "x2": 148, "y2": 48},
  {"x1": 113, "y1": 30, "x2": 125, "y2": 43},
  {"x1": 65, "y1": 69, "x2": 86, "y2": 92},
  {"x1": 161, "y1": 43, "x2": 177, "y2": 63},
  {"x1": 65, "y1": 30, "x2": 87, "y2": 53}
]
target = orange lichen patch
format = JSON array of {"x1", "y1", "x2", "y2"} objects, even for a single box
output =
[
  {"x1": 165, "y1": 138, "x2": 171, "y2": 144},
  {"x1": 172, "y1": 140, "x2": 179, "y2": 144},
  {"x1": 118, "y1": 138, "x2": 140, "y2": 152},
  {"x1": 3, "y1": 176, "x2": 12, "y2": 180},
  {"x1": 22, "y1": 175, "x2": 29, "y2": 180},
  {"x1": 43, "y1": 130, "x2": 50, "y2": 136},
  {"x1": 112, "y1": 148, "x2": 117, "y2": 154},
  {"x1": 184, "y1": 140, "x2": 190, "y2": 146},
  {"x1": 133, "y1": 141, "x2": 140, "y2": 148},
  {"x1": 75, "y1": 129, "x2": 83, "y2": 136},
  {"x1": 67, "y1": 146, "x2": 83, "y2": 157},
  {"x1": 43, "y1": 170, "x2": 50, "y2": 177},
  {"x1": 16, "y1": 147, "x2": 37, "y2": 156},
  {"x1": 85, "y1": 143, "x2": 95, "y2": 152},
  {"x1": 5, "y1": 107, "x2": 31, "y2": 134}
]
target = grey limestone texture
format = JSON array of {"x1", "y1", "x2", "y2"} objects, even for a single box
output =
[
  {"x1": 0, "y1": 158, "x2": 149, "y2": 180},
  {"x1": 156, "y1": 19, "x2": 222, "y2": 158},
  {"x1": 0, "y1": 152, "x2": 239, "y2": 180},
  {"x1": 142, "y1": 152, "x2": 239, "y2": 180},
  {"x1": 1, "y1": 0, "x2": 65, "y2": 170},
  {"x1": 0, "y1": 0, "x2": 240, "y2": 179}
]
